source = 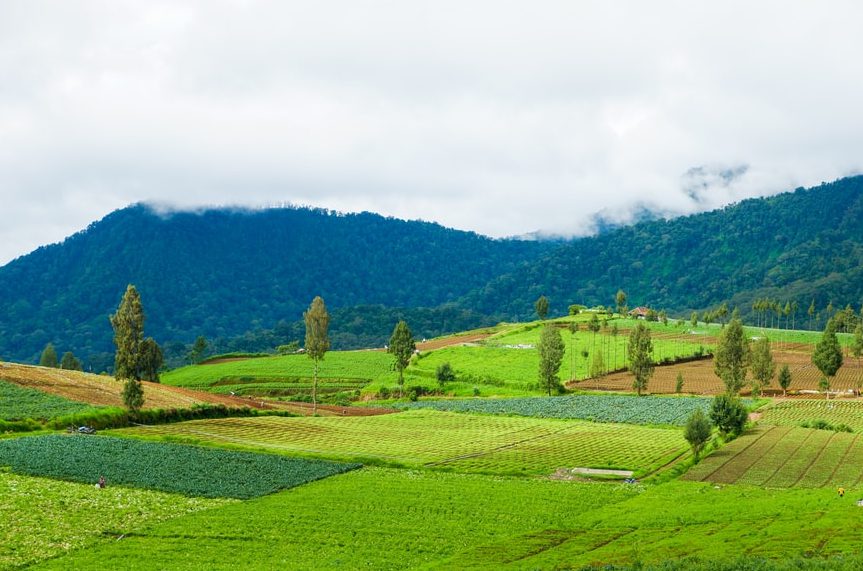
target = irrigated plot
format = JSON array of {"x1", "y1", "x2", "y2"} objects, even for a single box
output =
[
  {"x1": 113, "y1": 409, "x2": 688, "y2": 476},
  {"x1": 683, "y1": 426, "x2": 863, "y2": 488}
]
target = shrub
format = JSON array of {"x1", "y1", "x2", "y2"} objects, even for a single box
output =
[{"x1": 709, "y1": 395, "x2": 748, "y2": 438}]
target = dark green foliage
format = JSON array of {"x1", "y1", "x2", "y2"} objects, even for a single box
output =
[
  {"x1": 812, "y1": 319, "x2": 843, "y2": 379},
  {"x1": 684, "y1": 408, "x2": 712, "y2": 459},
  {"x1": 189, "y1": 335, "x2": 208, "y2": 363},
  {"x1": 0, "y1": 435, "x2": 359, "y2": 499},
  {"x1": 139, "y1": 338, "x2": 163, "y2": 382},
  {"x1": 534, "y1": 295, "x2": 549, "y2": 320},
  {"x1": 59, "y1": 351, "x2": 82, "y2": 371},
  {"x1": 714, "y1": 317, "x2": 750, "y2": 395},
  {"x1": 709, "y1": 395, "x2": 748, "y2": 437},
  {"x1": 749, "y1": 336, "x2": 775, "y2": 396},
  {"x1": 388, "y1": 320, "x2": 415, "y2": 392},
  {"x1": 778, "y1": 364, "x2": 792, "y2": 396},
  {"x1": 628, "y1": 323, "x2": 654, "y2": 396},
  {"x1": 122, "y1": 379, "x2": 144, "y2": 412},
  {"x1": 675, "y1": 372, "x2": 684, "y2": 394},
  {"x1": 39, "y1": 343, "x2": 58, "y2": 368},
  {"x1": 110, "y1": 284, "x2": 145, "y2": 382},
  {"x1": 0, "y1": 379, "x2": 97, "y2": 421},
  {"x1": 435, "y1": 362, "x2": 455, "y2": 387},
  {"x1": 538, "y1": 324, "x2": 565, "y2": 395}
]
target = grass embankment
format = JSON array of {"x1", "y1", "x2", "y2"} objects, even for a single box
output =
[{"x1": 111, "y1": 409, "x2": 687, "y2": 477}]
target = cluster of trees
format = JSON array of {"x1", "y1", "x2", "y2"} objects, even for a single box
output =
[{"x1": 38, "y1": 343, "x2": 83, "y2": 371}]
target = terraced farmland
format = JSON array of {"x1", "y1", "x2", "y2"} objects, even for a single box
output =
[
  {"x1": 683, "y1": 425, "x2": 863, "y2": 488},
  {"x1": 760, "y1": 399, "x2": 863, "y2": 432},
  {"x1": 396, "y1": 394, "x2": 714, "y2": 426},
  {"x1": 113, "y1": 410, "x2": 688, "y2": 476},
  {"x1": 0, "y1": 379, "x2": 98, "y2": 420}
]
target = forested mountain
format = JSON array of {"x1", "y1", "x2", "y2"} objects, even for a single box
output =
[
  {"x1": 0, "y1": 205, "x2": 550, "y2": 368},
  {"x1": 461, "y1": 176, "x2": 863, "y2": 321}
]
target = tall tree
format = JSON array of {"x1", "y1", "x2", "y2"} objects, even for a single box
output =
[
  {"x1": 750, "y1": 336, "x2": 775, "y2": 396},
  {"x1": 110, "y1": 285, "x2": 146, "y2": 411},
  {"x1": 39, "y1": 343, "x2": 58, "y2": 368},
  {"x1": 588, "y1": 313, "x2": 601, "y2": 360},
  {"x1": 812, "y1": 319, "x2": 843, "y2": 401},
  {"x1": 808, "y1": 299, "x2": 816, "y2": 331},
  {"x1": 852, "y1": 323, "x2": 863, "y2": 397},
  {"x1": 684, "y1": 408, "x2": 712, "y2": 460},
  {"x1": 140, "y1": 338, "x2": 164, "y2": 382},
  {"x1": 568, "y1": 322, "x2": 578, "y2": 380},
  {"x1": 538, "y1": 324, "x2": 565, "y2": 396},
  {"x1": 628, "y1": 322, "x2": 654, "y2": 396},
  {"x1": 304, "y1": 296, "x2": 330, "y2": 415},
  {"x1": 60, "y1": 351, "x2": 82, "y2": 371},
  {"x1": 777, "y1": 364, "x2": 792, "y2": 397},
  {"x1": 388, "y1": 320, "x2": 416, "y2": 397},
  {"x1": 615, "y1": 290, "x2": 628, "y2": 316},
  {"x1": 709, "y1": 394, "x2": 748, "y2": 438},
  {"x1": 189, "y1": 335, "x2": 208, "y2": 364},
  {"x1": 714, "y1": 315, "x2": 750, "y2": 396},
  {"x1": 534, "y1": 295, "x2": 549, "y2": 321}
]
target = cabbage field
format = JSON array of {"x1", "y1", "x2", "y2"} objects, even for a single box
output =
[
  {"x1": 0, "y1": 434, "x2": 359, "y2": 498},
  {"x1": 396, "y1": 394, "x2": 715, "y2": 426}
]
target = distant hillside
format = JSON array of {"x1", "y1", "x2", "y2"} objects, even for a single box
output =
[
  {"x1": 0, "y1": 205, "x2": 550, "y2": 367},
  {"x1": 460, "y1": 176, "x2": 863, "y2": 321}
]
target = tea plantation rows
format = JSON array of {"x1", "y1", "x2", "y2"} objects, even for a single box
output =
[
  {"x1": 0, "y1": 434, "x2": 359, "y2": 498},
  {"x1": 396, "y1": 394, "x2": 715, "y2": 426}
]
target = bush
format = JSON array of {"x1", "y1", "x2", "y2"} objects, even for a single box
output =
[
  {"x1": 709, "y1": 395, "x2": 748, "y2": 438},
  {"x1": 377, "y1": 387, "x2": 391, "y2": 400},
  {"x1": 435, "y1": 362, "x2": 456, "y2": 387}
]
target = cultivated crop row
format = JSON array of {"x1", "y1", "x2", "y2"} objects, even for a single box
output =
[
  {"x1": 760, "y1": 400, "x2": 863, "y2": 432},
  {"x1": 397, "y1": 394, "x2": 714, "y2": 426},
  {"x1": 0, "y1": 379, "x2": 96, "y2": 421},
  {"x1": 0, "y1": 434, "x2": 358, "y2": 498}
]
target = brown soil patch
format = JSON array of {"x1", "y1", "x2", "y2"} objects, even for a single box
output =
[
  {"x1": 569, "y1": 351, "x2": 863, "y2": 396},
  {"x1": 417, "y1": 333, "x2": 491, "y2": 351}
]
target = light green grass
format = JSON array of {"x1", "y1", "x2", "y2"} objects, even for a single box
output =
[
  {"x1": 0, "y1": 470, "x2": 229, "y2": 570},
  {"x1": 0, "y1": 379, "x2": 99, "y2": 421},
  {"x1": 110, "y1": 410, "x2": 688, "y2": 477},
  {"x1": 32, "y1": 467, "x2": 638, "y2": 570},
  {"x1": 760, "y1": 399, "x2": 863, "y2": 431}
]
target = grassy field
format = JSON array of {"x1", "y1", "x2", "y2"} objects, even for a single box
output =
[
  {"x1": 0, "y1": 434, "x2": 358, "y2": 498},
  {"x1": 1, "y1": 471, "x2": 229, "y2": 570},
  {"x1": 111, "y1": 410, "x2": 688, "y2": 477},
  {"x1": 683, "y1": 425, "x2": 863, "y2": 488},
  {"x1": 32, "y1": 468, "x2": 639, "y2": 570},
  {"x1": 30, "y1": 470, "x2": 863, "y2": 570},
  {"x1": 396, "y1": 394, "x2": 715, "y2": 426},
  {"x1": 0, "y1": 379, "x2": 98, "y2": 420}
]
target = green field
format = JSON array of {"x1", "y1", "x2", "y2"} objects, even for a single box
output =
[
  {"x1": 0, "y1": 379, "x2": 98, "y2": 420},
  {"x1": 683, "y1": 425, "x2": 863, "y2": 488},
  {"x1": 0, "y1": 434, "x2": 359, "y2": 498},
  {"x1": 112, "y1": 410, "x2": 688, "y2": 476},
  {"x1": 32, "y1": 468, "x2": 639, "y2": 570},
  {"x1": 1, "y1": 471, "x2": 228, "y2": 570},
  {"x1": 760, "y1": 399, "x2": 863, "y2": 431},
  {"x1": 31, "y1": 469, "x2": 863, "y2": 570},
  {"x1": 396, "y1": 394, "x2": 715, "y2": 426}
]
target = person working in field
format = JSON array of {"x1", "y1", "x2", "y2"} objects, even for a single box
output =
[{"x1": 97, "y1": 475, "x2": 106, "y2": 489}]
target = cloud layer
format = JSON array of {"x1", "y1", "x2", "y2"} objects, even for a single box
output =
[{"x1": 2, "y1": 1, "x2": 862, "y2": 263}]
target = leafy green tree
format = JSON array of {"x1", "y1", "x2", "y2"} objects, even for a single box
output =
[
  {"x1": 60, "y1": 351, "x2": 82, "y2": 371},
  {"x1": 110, "y1": 285, "x2": 146, "y2": 411},
  {"x1": 714, "y1": 315, "x2": 750, "y2": 396},
  {"x1": 39, "y1": 343, "x2": 58, "y2": 368},
  {"x1": 750, "y1": 336, "x2": 775, "y2": 396},
  {"x1": 808, "y1": 299, "x2": 816, "y2": 330},
  {"x1": 615, "y1": 290, "x2": 627, "y2": 315},
  {"x1": 568, "y1": 322, "x2": 578, "y2": 380},
  {"x1": 140, "y1": 338, "x2": 164, "y2": 382},
  {"x1": 590, "y1": 351, "x2": 605, "y2": 379},
  {"x1": 675, "y1": 372, "x2": 684, "y2": 394},
  {"x1": 189, "y1": 335, "x2": 208, "y2": 364},
  {"x1": 628, "y1": 323, "x2": 654, "y2": 396},
  {"x1": 812, "y1": 319, "x2": 843, "y2": 400},
  {"x1": 304, "y1": 296, "x2": 330, "y2": 414},
  {"x1": 436, "y1": 362, "x2": 455, "y2": 389},
  {"x1": 684, "y1": 408, "x2": 712, "y2": 459},
  {"x1": 852, "y1": 322, "x2": 863, "y2": 396},
  {"x1": 709, "y1": 395, "x2": 748, "y2": 438},
  {"x1": 588, "y1": 313, "x2": 601, "y2": 358},
  {"x1": 538, "y1": 324, "x2": 565, "y2": 396},
  {"x1": 388, "y1": 320, "x2": 416, "y2": 396},
  {"x1": 535, "y1": 295, "x2": 549, "y2": 321},
  {"x1": 778, "y1": 364, "x2": 792, "y2": 397},
  {"x1": 691, "y1": 311, "x2": 698, "y2": 328}
]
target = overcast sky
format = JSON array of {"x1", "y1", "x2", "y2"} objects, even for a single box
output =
[{"x1": 1, "y1": 1, "x2": 862, "y2": 264}]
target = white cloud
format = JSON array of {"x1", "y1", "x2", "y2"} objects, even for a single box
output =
[{"x1": 1, "y1": 0, "x2": 862, "y2": 263}]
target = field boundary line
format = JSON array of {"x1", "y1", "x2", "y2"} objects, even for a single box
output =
[
  {"x1": 825, "y1": 433, "x2": 858, "y2": 485},
  {"x1": 791, "y1": 431, "x2": 837, "y2": 488},
  {"x1": 754, "y1": 428, "x2": 814, "y2": 487},
  {"x1": 424, "y1": 426, "x2": 573, "y2": 467},
  {"x1": 697, "y1": 426, "x2": 774, "y2": 483}
]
